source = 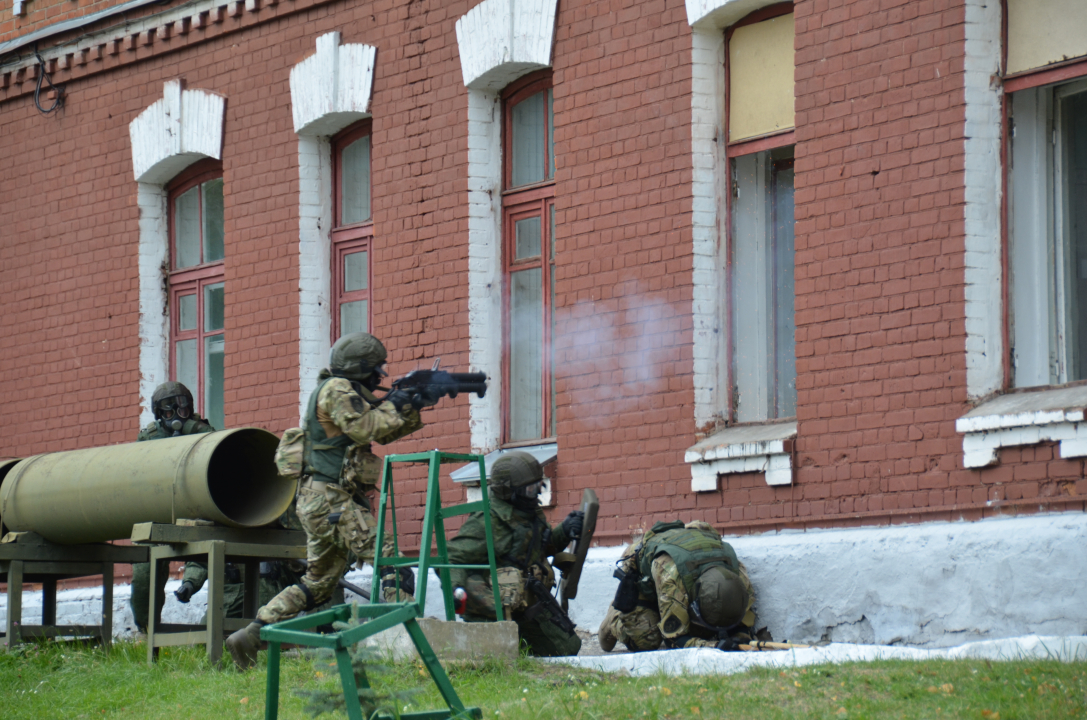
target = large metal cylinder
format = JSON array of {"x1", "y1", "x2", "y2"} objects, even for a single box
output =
[{"x1": 0, "y1": 428, "x2": 295, "y2": 544}]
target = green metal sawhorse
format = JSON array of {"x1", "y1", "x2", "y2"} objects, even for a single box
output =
[
  {"x1": 260, "y1": 450, "x2": 502, "y2": 720},
  {"x1": 372, "y1": 451, "x2": 504, "y2": 622}
]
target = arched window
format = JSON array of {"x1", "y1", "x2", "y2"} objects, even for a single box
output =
[
  {"x1": 332, "y1": 120, "x2": 373, "y2": 338},
  {"x1": 168, "y1": 160, "x2": 226, "y2": 430},
  {"x1": 502, "y1": 71, "x2": 555, "y2": 443}
]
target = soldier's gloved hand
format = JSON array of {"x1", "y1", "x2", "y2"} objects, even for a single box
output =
[
  {"x1": 562, "y1": 510, "x2": 585, "y2": 540},
  {"x1": 174, "y1": 581, "x2": 197, "y2": 604},
  {"x1": 383, "y1": 389, "x2": 416, "y2": 412},
  {"x1": 714, "y1": 636, "x2": 741, "y2": 652},
  {"x1": 416, "y1": 386, "x2": 443, "y2": 408}
]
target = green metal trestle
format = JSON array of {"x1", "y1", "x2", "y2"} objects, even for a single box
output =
[{"x1": 261, "y1": 450, "x2": 502, "y2": 720}]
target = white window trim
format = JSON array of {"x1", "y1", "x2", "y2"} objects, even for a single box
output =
[
  {"x1": 456, "y1": 0, "x2": 558, "y2": 453},
  {"x1": 956, "y1": 385, "x2": 1087, "y2": 467},
  {"x1": 688, "y1": 0, "x2": 791, "y2": 430},
  {"x1": 129, "y1": 80, "x2": 225, "y2": 427},
  {"x1": 686, "y1": 421, "x2": 796, "y2": 490},
  {"x1": 963, "y1": 0, "x2": 1004, "y2": 399},
  {"x1": 289, "y1": 32, "x2": 376, "y2": 421}
]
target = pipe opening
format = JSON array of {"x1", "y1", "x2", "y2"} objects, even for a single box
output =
[
  {"x1": 0, "y1": 459, "x2": 20, "y2": 537},
  {"x1": 206, "y1": 429, "x2": 294, "y2": 527}
]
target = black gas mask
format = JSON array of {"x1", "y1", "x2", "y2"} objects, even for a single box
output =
[
  {"x1": 511, "y1": 480, "x2": 543, "y2": 511},
  {"x1": 155, "y1": 395, "x2": 193, "y2": 436},
  {"x1": 361, "y1": 363, "x2": 388, "y2": 392}
]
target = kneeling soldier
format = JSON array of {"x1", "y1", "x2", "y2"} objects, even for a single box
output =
[
  {"x1": 598, "y1": 520, "x2": 757, "y2": 652},
  {"x1": 446, "y1": 452, "x2": 583, "y2": 657}
]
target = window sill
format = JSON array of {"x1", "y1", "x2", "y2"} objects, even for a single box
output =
[
  {"x1": 956, "y1": 385, "x2": 1087, "y2": 468},
  {"x1": 684, "y1": 421, "x2": 797, "y2": 491},
  {"x1": 449, "y1": 443, "x2": 558, "y2": 507}
]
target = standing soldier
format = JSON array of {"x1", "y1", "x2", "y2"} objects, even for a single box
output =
[
  {"x1": 446, "y1": 452, "x2": 584, "y2": 657},
  {"x1": 598, "y1": 520, "x2": 758, "y2": 652},
  {"x1": 130, "y1": 382, "x2": 215, "y2": 635},
  {"x1": 226, "y1": 332, "x2": 429, "y2": 670}
]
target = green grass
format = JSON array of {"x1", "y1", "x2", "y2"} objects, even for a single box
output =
[{"x1": 1, "y1": 639, "x2": 1085, "y2": 720}]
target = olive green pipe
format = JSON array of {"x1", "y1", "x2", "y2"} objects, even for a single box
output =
[{"x1": 0, "y1": 428, "x2": 295, "y2": 545}]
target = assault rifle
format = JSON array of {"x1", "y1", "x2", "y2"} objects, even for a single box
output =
[
  {"x1": 523, "y1": 575, "x2": 577, "y2": 636},
  {"x1": 384, "y1": 359, "x2": 488, "y2": 410}
]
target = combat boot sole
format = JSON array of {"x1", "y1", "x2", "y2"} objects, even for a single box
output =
[{"x1": 225, "y1": 622, "x2": 266, "y2": 671}]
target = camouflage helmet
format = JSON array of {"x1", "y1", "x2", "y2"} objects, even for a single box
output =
[
  {"x1": 488, "y1": 451, "x2": 542, "y2": 500},
  {"x1": 329, "y1": 332, "x2": 388, "y2": 381},
  {"x1": 151, "y1": 381, "x2": 194, "y2": 419},
  {"x1": 695, "y1": 565, "x2": 748, "y2": 629}
]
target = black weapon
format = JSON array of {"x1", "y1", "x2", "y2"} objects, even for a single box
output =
[
  {"x1": 523, "y1": 575, "x2": 577, "y2": 636},
  {"x1": 388, "y1": 359, "x2": 488, "y2": 406}
]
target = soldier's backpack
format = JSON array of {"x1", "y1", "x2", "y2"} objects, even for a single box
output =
[{"x1": 273, "y1": 427, "x2": 306, "y2": 481}]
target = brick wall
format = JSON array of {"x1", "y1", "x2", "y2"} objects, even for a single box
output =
[{"x1": 1, "y1": 0, "x2": 1083, "y2": 558}]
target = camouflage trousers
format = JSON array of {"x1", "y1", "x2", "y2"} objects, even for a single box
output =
[{"x1": 257, "y1": 479, "x2": 409, "y2": 625}]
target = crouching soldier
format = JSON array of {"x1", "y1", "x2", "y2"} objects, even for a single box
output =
[
  {"x1": 446, "y1": 452, "x2": 583, "y2": 657},
  {"x1": 598, "y1": 520, "x2": 758, "y2": 652},
  {"x1": 130, "y1": 382, "x2": 215, "y2": 635}
]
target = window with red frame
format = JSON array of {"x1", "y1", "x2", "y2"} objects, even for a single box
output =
[
  {"x1": 332, "y1": 121, "x2": 373, "y2": 339},
  {"x1": 168, "y1": 161, "x2": 225, "y2": 430},
  {"x1": 503, "y1": 73, "x2": 555, "y2": 443}
]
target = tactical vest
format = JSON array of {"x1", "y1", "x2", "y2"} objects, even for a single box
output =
[
  {"x1": 637, "y1": 521, "x2": 739, "y2": 596},
  {"x1": 302, "y1": 377, "x2": 355, "y2": 485}
]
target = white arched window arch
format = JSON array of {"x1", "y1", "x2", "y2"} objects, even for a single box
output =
[{"x1": 130, "y1": 80, "x2": 226, "y2": 427}]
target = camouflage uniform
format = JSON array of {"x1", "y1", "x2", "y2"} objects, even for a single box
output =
[
  {"x1": 130, "y1": 414, "x2": 214, "y2": 633},
  {"x1": 446, "y1": 496, "x2": 582, "y2": 657},
  {"x1": 599, "y1": 521, "x2": 756, "y2": 652},
  {"x1": 255, "y1": 372, "x2": 421, "y2": 625}
]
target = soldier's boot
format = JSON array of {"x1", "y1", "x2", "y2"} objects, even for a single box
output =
[
  {"x1": 225, "y1": 621, "x2": 266, "y2": 671},
  {"x1": 598, "y1": 604, "x2": 620, "y2": 653}
]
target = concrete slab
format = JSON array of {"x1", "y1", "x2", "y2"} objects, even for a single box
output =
[
  {"x1": 542, "y1": 635, "x2": 1087, "y2": 676},
  {"x1": 363, "y1": 617, "x2": 519, "y2": 662}
]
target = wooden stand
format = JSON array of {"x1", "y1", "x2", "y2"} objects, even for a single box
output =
[
  {"x1": 131, "y1": 522, "x2": 305, "y2": 665},
  {"x1": 0, "y1": 532, "x2": 148, "y2": 650}
]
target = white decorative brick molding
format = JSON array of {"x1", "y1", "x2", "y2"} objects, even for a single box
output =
[
  {"x1": 456, "y1": 0, "x2": 559, "y2": 451},
  {"x1": 135, "y1": 184, "x2": 169, "y2": 428},
  {"x1": 962, "y1": 0, "x2": 1004, "y2": 399},
  {"x1": 686, "y1": 421, "x2": 797, "y2": 490},
  {"x1": 129, "y1": 80, "x2": 225, "y2": 184},
  {"x1": 455, "y1": 0, "x2": 557, "y2": 91},
  {"x1": 288, "y1": 33, "x2": 375, "y2": 418},
  {"x1": 290, "y1": 33, "x2": 377, "y2": 137},
  {"x1": 686, "y1": 0, "x2": 777, "y2": 29},
  {"x1": 130, "y1": 80, "x2": 225, "y2": 424},
  {"x1": 295, "y1": 136, "x2": 333, "y2": 421},
  {"x1": 686, "y1": 0, "x2": 780, "y2": 428},
  {"x1": 465, "y1": 89, "x2": 504, "y2": 453},
  {"x1": 956, "y1": 385, "x2": 1087, "y2": 468},
  {"x1": 13, "y1": 0, "x2": 26, "y2": 17}
]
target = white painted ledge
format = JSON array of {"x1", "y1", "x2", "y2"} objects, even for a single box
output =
[
  {"x1": 686, "y1": 421, "x2": 796, "y2": 490},
  {"x1": 129, "y1": 80, "x2": 225, "y2": 184},
  {"x1": 686, "y1": 0, "x2": 779, "y2": 30},
  {"x1": 956, "y1": 385, "x2": 1087, "y2": 467},
  {"x1": 455, "y1": 0, "x2": 557, "y2": 91},
  {"x1": 290, "y1": 32, "x2": 376, "y2": 137}
]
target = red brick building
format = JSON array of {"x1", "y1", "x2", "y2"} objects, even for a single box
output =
[{"x1": 2, "y1": 0, "x2": 1087, "y2": 642}]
